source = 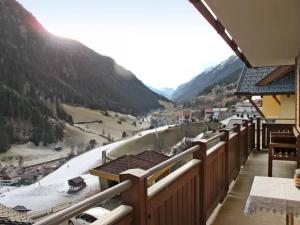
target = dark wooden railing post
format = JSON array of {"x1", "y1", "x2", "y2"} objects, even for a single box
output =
[
  {"x1": 297, "y1": 134, "x2": 300, "y2": 168},
  {"x1": 220, "y1": 129, "x2": 230, "y2": 196},
  {"x1": 233, "y1": 124, "x2": 241, "y2": 174},
  {"x1": 262, "y1": 123, "x2": 266, "y2": 148},
  {"x1": 120, "y1": 169, "x2": 148, "y2": 225},
  {"x1": 256, "y1": 117, "x2": 261, "y2": 150},
  {"x1": 242, "y1": 120, "x2": 248, "y2": 162},
  {"x1": 192, "y1": 140, "x2": 207, "y2": 225},
  {"x1": 250, "y1": 118, "x2": 255, "y2": 149},
  {"x1": 266, "y1": 125, "x2": 271, "y2": 147}
]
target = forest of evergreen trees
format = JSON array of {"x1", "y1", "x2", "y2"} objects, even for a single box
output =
[
  {"x1": 0, "y1": 0, "x2": 169, "y2": 152},
  {"x1": 0, "y1": 84, "x2": 73, "y2": 152}
]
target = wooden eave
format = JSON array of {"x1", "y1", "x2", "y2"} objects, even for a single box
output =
[
  {"x1": 90, "y1": 165, "x2": 172, "y2": 185},
  {"x1": 256, "y1": 65, "x2": 295, "y2": 86},
  {"x1": 189, "y1": 0, "x2": 251, "y2": 67}
]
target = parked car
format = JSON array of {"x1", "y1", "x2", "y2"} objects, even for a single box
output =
[{"x1": 68, "y1": 207, "x2": 110, "y2": 225}]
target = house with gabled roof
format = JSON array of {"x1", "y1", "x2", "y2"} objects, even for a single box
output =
[
  {"x1": 235, "y1": 66, "x2": 295, "y2": 119},
  {"x1": 90, "y1": 150, "x2": 170, "y2": 190}
]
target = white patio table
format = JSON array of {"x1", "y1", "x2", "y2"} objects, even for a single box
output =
[{"x1": 245, "y1": 176, "x2": 300, "y2": 225}]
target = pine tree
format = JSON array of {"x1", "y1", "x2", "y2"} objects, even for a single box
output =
[{"x1": 0, "y1": 115, "x2": 9, "y2": 152}]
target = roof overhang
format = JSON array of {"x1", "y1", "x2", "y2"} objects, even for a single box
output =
[
  {"x1": 190, "y1": 0, "x2": 300, "y2": 67},
  {"x1": 256, "y1": 66, "x2": 295, "y2": 86}
]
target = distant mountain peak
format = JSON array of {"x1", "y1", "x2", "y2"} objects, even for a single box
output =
[{"x1": 148, "y1": 86, "x2": 175, "y2": 99}]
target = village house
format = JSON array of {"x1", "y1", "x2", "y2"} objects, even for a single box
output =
[
  {"x1": 235, "y1": 99, "x2": 262, "y2": 115},
  {"x1": 205, "y1": 107, "x2": 230, "y2": 121},
  {"x1": 204, "y1": 108, "x2": 213, "y2": 120},
  {"x1": 67, "y1": 176, "x2": 86, "y2": 194},
  {"x1": 177, "y1": 110, "x2": 192, "y2": 124},
  {"x1": 0, "y1": 167, "x2": 20, "y2": 186},
  {"x1": 0, "y1": 203, "x2": 32, "y2": 225},
  {"x1": 13, "y1": 205, "x2": 31, "y2": 213},
  {"x1": 212, "y1": 107, "x2": 228, "y2": 121},
  {"x1": 90, "y1": 150, "x2": 170, "y2": 191}
]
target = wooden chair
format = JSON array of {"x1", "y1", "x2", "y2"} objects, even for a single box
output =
[{"x1": 268, "y1": 128, "x2": 300, "y2": 177}]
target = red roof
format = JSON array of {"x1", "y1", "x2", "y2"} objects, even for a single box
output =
[
  {"x1": 178, "y1": 110, "x2": 192, "y2": 117},
  {"x1": 93, "y1": 150, "x2": 169, "y2": 175},
  {"x1": 205, "y1": 108, "x2": 213, "y2": 113}
]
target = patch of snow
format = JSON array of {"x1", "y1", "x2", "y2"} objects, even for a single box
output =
[{"x1": 0, "y1": 125, "x2": 170, "y2": 213}]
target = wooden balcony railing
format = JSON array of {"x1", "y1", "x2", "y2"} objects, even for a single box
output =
[{"x1": 35, "y1": 118, "x2": 257, "y2": 225}]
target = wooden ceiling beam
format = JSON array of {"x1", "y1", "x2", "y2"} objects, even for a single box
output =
[
  {"x1": 189, "y1": 0, "x2": 252, "y2": 68},
  {"x1": 246, "y1": 96, "x2": 265, "y2": 118},
  {"x1": 272, "y1": 95, "x2": 281, "y2": 106}
]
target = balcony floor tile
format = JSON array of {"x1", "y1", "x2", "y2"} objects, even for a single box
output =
[{"x1": 210, "y1": 150, "x2": 299, "y2": 225}]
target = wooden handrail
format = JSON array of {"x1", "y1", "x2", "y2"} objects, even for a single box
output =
[
  {"x1": 35, "y1": 180, "x2": 132, "y2": 225},
  {"x1": 207, "y1": 142, "x2": 226, "y2": 156},
  {"x1": 148, "y1": 159, "x2": 201, "y2": 199},
  {"x1": 92, "y1": 205, "x2": 133, "y2": 225},
  {"x1": 146, "y1": 145, "x2": 200, "y2": 177},
  {"x1": 35, "y1": 118, "x2": 257, "y2": 225},
  {"x1": 204, "y1": 132, "x2": 225, "y2": 144}
]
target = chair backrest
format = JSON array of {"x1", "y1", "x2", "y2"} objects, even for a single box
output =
[
  {"x1": 271, "y1": 136, "x2": 296, "y2": 144},
  {"x1": 293, "y1": 126, "x2": 300, "y2": 143}
]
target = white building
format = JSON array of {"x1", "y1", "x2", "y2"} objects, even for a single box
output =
[{"x1": 177, "y1": 110, "x2": 192, "y2": 124}]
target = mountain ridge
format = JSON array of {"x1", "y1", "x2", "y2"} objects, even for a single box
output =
[
  {"x1": 0, "y1": 0, "x2": 169, "y2": 151},
  {"x1": 171, "y1": 56, "x2": 244, "y2": 103}
]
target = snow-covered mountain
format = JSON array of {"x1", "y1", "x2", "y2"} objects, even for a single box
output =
[
  {"x1": 171, "y1": 56, "x2": 244, "y2": 103},
  {"x1": 148, "y1": 86, "x2": 175, "y2": 99}
]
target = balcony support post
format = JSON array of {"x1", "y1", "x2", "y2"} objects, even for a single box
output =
[
  {"x1": 120, "y1": 169, "x2": 148, "y2": 225},
  {"x1": 193, "y1": 140, "x2": 207, "y2": 225},
  {"x1": 256, "y1": 117, "x2": 261, "y2": 150},
  {"x1": 250, "y1": 118, "x2": 255, "y2": 150},
  {"x1": 242, "y1": 120, "x2": 249, "y2": 162},
  {"x1": 233, "y1": 124, "x2": 241, "y2": 175},
  {"x1": 220, "y1": 129, "x2": 230, "y2": 198}
]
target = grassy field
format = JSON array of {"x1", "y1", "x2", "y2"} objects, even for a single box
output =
[
  {"x1": 0, "y1": 104, "x2": 148, "y2": 167},
  {"x1": 63, "y1": 104, "x2": 147, "y2": 141},
  {"x1": 0, "y1": 124, "x2": 108, "y2": 167}
]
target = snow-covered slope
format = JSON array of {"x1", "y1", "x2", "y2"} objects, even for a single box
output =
[{"x1": 0, "y1": 126, "x2": 170, "y2": 213}]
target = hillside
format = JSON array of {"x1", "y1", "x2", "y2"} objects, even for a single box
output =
[
  {"x1": 171, "y1": 56, "x2": 244, "y2": 103},
  {"x1": 0, "y1": 0, "x2": 168, "y2": 151}
]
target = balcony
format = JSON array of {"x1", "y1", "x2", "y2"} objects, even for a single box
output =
[{"x1": 35, "y1": 118, "x2": 299, "y2": 225}]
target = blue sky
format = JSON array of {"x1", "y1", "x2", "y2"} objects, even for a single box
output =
[{"x1": 18, "y1": 0, "x2": 233, "y2": 89}]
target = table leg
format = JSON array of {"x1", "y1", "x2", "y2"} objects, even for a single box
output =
[{"x1": 286, "y1": 213, "x2": 294, "y2": 225}]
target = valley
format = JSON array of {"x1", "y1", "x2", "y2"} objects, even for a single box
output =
[{"x1": 0, "y1": 1, "x2": 253, "y2": 224}]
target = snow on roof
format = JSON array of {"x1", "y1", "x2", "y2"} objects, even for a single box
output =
[
  {"x1": 68, "y1": 176, "x2": 84, "y2": 185},
  {"x1": 212, "y1": 108, "x2": 228, "y2": 112}
]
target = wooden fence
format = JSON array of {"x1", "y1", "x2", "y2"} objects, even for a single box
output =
[
  {"x1": 95, "y1": 119, "x2": 253, "y2": 225},
  {"x1": 36, "y1": 119, "x2": 255, "y2": 225}
]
